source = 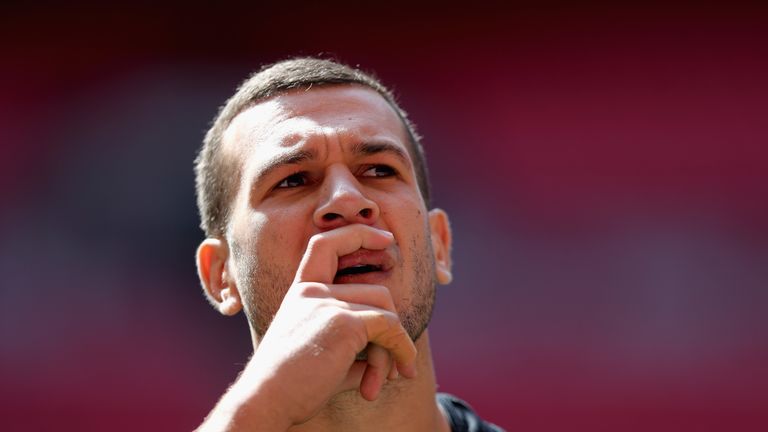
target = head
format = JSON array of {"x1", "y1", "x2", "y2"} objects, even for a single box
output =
[
  {"x1": 194, "y1": 57, "x2": 452, "y2": 343},
  {"x1": 196, "y1": 58, "x2": 432, "y2": 239}
]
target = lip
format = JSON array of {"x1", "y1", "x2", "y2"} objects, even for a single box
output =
[{"x1": 334, "y1": 248, "x2": 394, "y2": 285}]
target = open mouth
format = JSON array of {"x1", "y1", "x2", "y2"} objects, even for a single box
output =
[
  {"x1": 335, "y1": 264, "x2": 382, "y2": 277},
  {"x1": 333, "y1": 248, "x2": 393, "y2": 283}
]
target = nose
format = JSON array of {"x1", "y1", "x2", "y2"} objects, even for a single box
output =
[{"x1": 313, "y1": 166, "x2": 379, "y2": 230}]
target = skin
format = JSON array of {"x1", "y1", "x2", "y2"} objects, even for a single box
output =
[{"x1": 195, "y1": 85, "x2": 453, "y2": 431}]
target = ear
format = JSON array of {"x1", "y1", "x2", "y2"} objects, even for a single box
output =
[
  {"x1": 196, "y1": 238, "x2": 243, "y2": 316},
  {"x1": 428, "y1": 208, "x2": 453, "y2": 285}
]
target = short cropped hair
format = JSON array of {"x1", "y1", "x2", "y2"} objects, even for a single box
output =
[{"x1": 194, "y1": 57, "x2": 431, "y2": 238}]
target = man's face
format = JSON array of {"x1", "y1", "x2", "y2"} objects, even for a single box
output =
[{"x1": 220, "y1": 85, "x2": 449, "y2": 341}]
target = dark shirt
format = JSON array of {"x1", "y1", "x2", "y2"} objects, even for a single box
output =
[{"x1": 436, "y1": 393, "x2": 505, "y2": 432}]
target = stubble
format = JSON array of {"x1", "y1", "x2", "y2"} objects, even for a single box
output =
[{"x1": 231, "y1": 227, "x2": 437, "y2": 343}]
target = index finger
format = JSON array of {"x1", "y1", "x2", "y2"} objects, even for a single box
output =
[{"x1": 294, "y1": 225, "x2": 394, "y2": 284}]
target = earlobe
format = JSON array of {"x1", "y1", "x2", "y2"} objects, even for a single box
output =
[
  {"x1": 196, "y1": 238, "x2": 243, "y2": 316},
  {"x1": 428, "y1": 208, "x2": 453, "y2": 285}
]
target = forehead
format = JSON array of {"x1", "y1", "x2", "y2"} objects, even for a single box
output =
[{"x1": 221, "y1": 85, "x2": 409, "y2": 162}]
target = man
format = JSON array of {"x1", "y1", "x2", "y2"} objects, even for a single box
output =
[{"x1": 194, "y1": 57, "x2": 503, "y2": 431}]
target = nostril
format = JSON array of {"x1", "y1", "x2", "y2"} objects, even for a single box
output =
[
  {"x1": 323, "y1": 213, "x2": 341, "y2": 222},
  {"x1": 359, "y1": 208, "x2": 372, "y2": 218}
]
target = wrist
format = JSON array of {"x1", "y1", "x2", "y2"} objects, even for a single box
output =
[{"x1": 198, "y1": 366, "x2": 294, "y2": 432}]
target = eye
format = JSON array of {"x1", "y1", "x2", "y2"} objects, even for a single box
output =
[
  {"x1": 361, "y1": 165, "x2": 397, "y2": 178},
  {"x1": 276, "y1": 172, "x2": 309, "y2": 188}
]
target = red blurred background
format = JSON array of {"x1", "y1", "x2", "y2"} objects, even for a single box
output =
[{"x1": 2, "y1": 2, "x2": 767, "y2": 431}]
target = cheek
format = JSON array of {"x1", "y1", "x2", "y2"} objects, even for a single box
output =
[
  {"x1": 258, "y1": 206, "x2": 315, "y2": 265},
  {"x1": 235, "y1": 211, "x2": 268, "y2": 246},
  {"x1": 401, "y1": 195, "x2": 427, "y2": 226},
  {"x1": 382, "y1": 195, "x2": 429, "y2": 245}
]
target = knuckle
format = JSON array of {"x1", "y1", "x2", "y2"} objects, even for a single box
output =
[
  {"x1": 305, "y1": 232, "x2": 330, "y2": 253},
  {"x1": 294, "y1": 282, "x2": 327, "y2": 298},
  {"x1": 382, "y1": 319, "x2": 409, "y2": 349},
  {"x1": 327, "y1": 311, "x2": 367, "y2": 348},
  {"x1": 371, "y1": 312, "x2": 397, "y2": 338},
  {"x1": 330, "y1": 310, "x2": 359, "y2": 332}
]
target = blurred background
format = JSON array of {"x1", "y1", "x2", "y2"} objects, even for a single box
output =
[{"x1": 1, "y1": 2, "x2": 767, "y2": 431}]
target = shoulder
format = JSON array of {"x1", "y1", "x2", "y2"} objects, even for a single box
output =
[{"x1": 436, "y1": 393, "x2": 506, "y2": 432}]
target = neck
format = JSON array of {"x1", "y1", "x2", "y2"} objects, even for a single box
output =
[{"x1": 289, "y1": 331, "x2": 449, "y2": 432}]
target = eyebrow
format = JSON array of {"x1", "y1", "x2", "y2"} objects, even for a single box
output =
[
  {"x1": 351, "y1": 141, "x2": 411, "y2": 169},
  {"x1": 254, "y1": 149, "x2": 316, "y2": 186},
  {"x1": 252, "y1": 140, "x2": 412, "y2": 187}
]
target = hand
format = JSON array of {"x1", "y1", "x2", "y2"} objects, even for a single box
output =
[{"x1": 199, "y1": 225, "x2": 418, "y2": 431}]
